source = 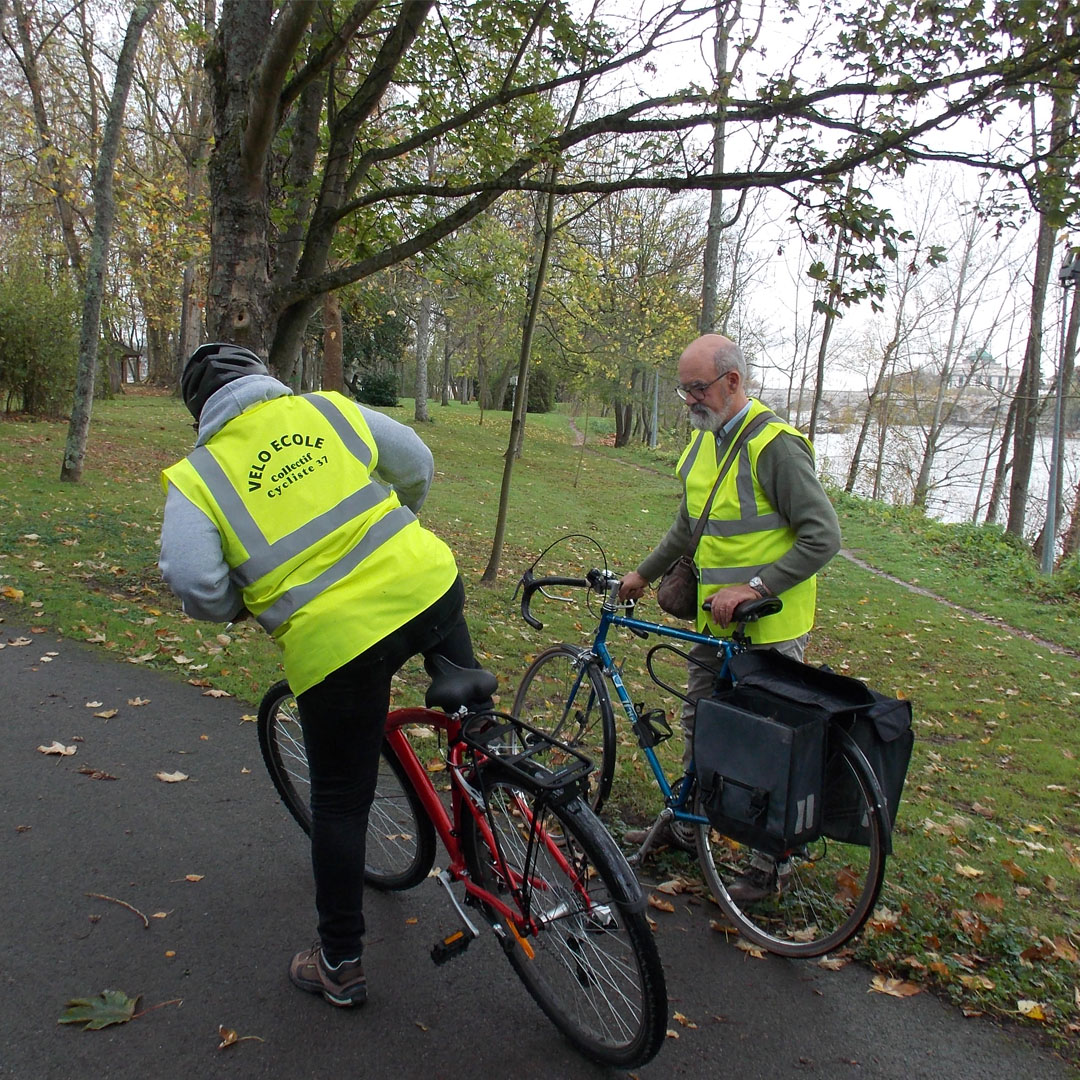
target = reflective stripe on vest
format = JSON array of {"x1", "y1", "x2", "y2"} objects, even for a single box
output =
[
  {"x1": 186, "y1": 443, "x2": 394, "y2": 590},
  {"x1": 178, "y1": 393, "x2": 409, "y2": 633},
  {"x1": 680, "y1": 400, "x2": 816, "y2": 641}
]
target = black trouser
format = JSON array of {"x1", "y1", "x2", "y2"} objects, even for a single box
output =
[{"x1": 295, "y1": 577, "x2": 477, "y2": 964}]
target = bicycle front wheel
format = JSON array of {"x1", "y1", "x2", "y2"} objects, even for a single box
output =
[
  {"x1": 256, "y1": 681, "x2": 436, "y2": 890},
  {"x1": 513, "y1": 646, "x2": 616, "y2": 813},
  {"x1": 461, "y1": 775, "x2": 667, "y2": 1068},
  {"x1": 694, "y1": 734, "x2": 888, "y2": 957}
]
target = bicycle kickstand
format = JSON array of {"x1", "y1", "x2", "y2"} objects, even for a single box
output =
[
  {"x1": 430, "y1": 869, "x2": 481, "y2": 965},
  {"x1": 626, "y1": 807, "x2": 677, "y2": 869}
]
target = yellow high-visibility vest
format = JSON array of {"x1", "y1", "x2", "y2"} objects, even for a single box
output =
[
  {"x1": 678, "y1": 399, "x2": 816, "y2": 642},
  {"x1": 162, "y1": 391, "x2": 457, "y2": 694}
]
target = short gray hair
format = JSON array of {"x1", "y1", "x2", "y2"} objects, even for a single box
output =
[{"x1": 708, "y1": 338, "x2": 747, "y2": 381}]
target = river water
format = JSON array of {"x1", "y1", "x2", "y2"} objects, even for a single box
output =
[{"x1": 811, "y1": 423, "x2": 1080, "y2": 539}]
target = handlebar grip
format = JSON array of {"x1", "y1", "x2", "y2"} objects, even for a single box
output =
[{"x1": 519, "y1": 571, "x2": 589, "y2": 630}]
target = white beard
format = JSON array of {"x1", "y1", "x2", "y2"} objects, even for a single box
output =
[{"x1": 688, "y1": 404, "x2": 725, "y2": 432}]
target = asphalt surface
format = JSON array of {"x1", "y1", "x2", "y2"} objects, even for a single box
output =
[{"x1": 2, "y1": 610, "x2": 1076, "y2": 1079}]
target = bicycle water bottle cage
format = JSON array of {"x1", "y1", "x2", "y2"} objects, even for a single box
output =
[{"x1": 632, "y1": 706, "x2": 673, "y2": 749}]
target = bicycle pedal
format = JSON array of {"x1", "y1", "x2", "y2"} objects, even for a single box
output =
[{"x1": 431, "y1": 928, "x2": 472, "y2": 965}]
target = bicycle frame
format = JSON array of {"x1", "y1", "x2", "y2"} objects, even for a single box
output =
[
  {"x1": 382, "y1": 706, "x2": 590, "y2": 938},
  {"x1": 548, "y1": 580, "x2": 742, "y2": 823}
]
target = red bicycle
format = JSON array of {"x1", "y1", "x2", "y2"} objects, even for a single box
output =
[{"x1": 257, "y1": 662, "x2": 667, "y2": 1068}]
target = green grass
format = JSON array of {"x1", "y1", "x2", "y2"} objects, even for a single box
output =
[{"x1": 2, "y1": 391, "x2": 1078, "y2": 1056}]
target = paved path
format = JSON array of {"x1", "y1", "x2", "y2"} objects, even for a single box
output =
[{"x1": 2, "y1": 612, "x2": 1075, "y2": 1079}]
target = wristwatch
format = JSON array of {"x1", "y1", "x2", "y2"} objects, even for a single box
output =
[{"x1": 747, "y1": 576, "x2": 770, "y2": 598}]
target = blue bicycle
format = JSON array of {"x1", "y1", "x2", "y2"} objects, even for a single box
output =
[{"x1": 514, "y1": 562, "x2": 888, "y2": 957}]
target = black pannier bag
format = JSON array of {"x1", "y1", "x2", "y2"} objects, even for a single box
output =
[
  {"x1": 693, "y1": 689, "x2": 826, "y2": 857},
  {"x1": 726, "y1": 650, "x2": 914, "y2": 849}
]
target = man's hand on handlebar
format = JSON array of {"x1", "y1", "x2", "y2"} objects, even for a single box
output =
[
  {"x1": 703, "y1": 584, "x2": 760, "y2": 626},
  {"x1": 618, "y1": 570, "x2": 648, "y2": 603}
]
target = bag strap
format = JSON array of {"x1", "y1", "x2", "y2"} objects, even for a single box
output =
[{"x1": 685, "y1": 410, "x2": 778, "y2": 555}]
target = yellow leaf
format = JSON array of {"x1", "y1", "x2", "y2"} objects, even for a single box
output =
[
  {"x1": 869, "y1": 976, "x2": 921, "y2": 998},
  {"x1": 672, "y1": 1010, "x2": 697, "y2": 1028},
  {"x1": 1, "y1": 585, "x2": 24, "y2": 600},
  {"x1": 954, "y1": 864, "x2": 984, "y2": 879},
  {"x1": 156, "y1": 770, "x2": 189, "y2": 782},
  {"x1": 647, "y1": 894, "x2": 675, "y2": 913},
  {"x1": 1017, "y1": 1000, "x2": 1048, "y2": 1021},
  {"x1": 128, "y1": 697, "x2": 150, "y2": 706},
  {"x1": 185, "y1": 874, "x2": 204, "y2": 882},
  {"x1": 94, "y1": 709, "x2": 119, "y2": 719},
  {"x1": 735, "y1": 938, "x2": 766, "y2": 959}
]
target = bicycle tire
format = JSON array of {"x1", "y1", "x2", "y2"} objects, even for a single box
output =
[
  {"x1": 512, "y1": 646, "x2": 616, "y2": 813},
  {"x1": 694, "y1": 732, "x2": 888, "y2": 957},
  {"x1": 461, "y1": 772, "x2": 667, "y2": 1068},
  {"x1": 256, "y1": 681, "x2": 436, "y2": 890}
]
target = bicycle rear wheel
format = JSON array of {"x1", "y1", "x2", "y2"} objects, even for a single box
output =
[
  {"x1": 694, "y1": 733, "x2": 888, "y2": 957},
  {"x1": 256, "y1": 681, "x2": 436, "y2": 890},
  {"x1": 512, "y1": 646, "x2": 616, "y2": 813},
  {"x1": 461, "y1": 773, "x2": 666, "y2": 1068}
]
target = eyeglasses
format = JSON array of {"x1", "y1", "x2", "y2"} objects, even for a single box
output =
[{"x1": 675, "y1": 373, "x2": 725, "y2": 401}]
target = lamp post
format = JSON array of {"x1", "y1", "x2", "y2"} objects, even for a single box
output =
[{"x1": 1042, "y1": 246, "x2": 1080, "y2": 574}]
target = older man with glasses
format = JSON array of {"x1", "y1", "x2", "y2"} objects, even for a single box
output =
[{"x1": 618, "y1": 333, "x2": 841, "y2": 901}]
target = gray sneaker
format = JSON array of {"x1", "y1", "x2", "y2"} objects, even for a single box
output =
[{"x1": 289, "y1": 945, "x2": 367, "y2": 1007}]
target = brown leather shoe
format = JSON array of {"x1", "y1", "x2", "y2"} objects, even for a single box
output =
[{"x1": 289, "y1": 944, "x2": 367, "y2": 1007}]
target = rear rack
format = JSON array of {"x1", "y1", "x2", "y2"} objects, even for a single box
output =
[{"x1": 460, "y1": 712, "x2": 594, "y2": 805}]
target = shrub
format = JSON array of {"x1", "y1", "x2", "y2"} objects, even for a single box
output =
[
  {"x1": 0, "y1": 265, "x2": 79, "y2": 416},
  {"x1": 354, "y1": 369, "x2": 400, "y2": 406}
]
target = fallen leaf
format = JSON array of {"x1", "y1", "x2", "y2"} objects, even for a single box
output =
[
  {"x1": 128, "y1": 697, "x2": 150, "y2": 707},
  {"x1": 869, "y1": 976, "x2": 921, "y2": 998},
  {"x1": 38, "y1": 741, "x2": 77, "y2": 756},
  {"x1": 184, "y1": 874, "x2": 204, "y2": 882},
  {"x1": 155, "y1": 771, "x2": 189, "y2": 783},
  {"x1": 672, "y1": 1010, "x2": 697, "y2": 1028},
  {"x1": 817, "y1": 955, "x2": 849, "y2": 971},
  {"x1": 202, "y1": 688, "x2": 231, "y2": 698},
  {"x1": 93, "y1": 709, "x2": 118, "y2": 720},
  {"x1": 216, "y1": 1024, "x2": 264, "y2": 1049},
  {"x1": 1017, "y1": 1000, "x2": 1049, "y2": 1021},
  {"x1": 1, "y1": 586, "x2": 24, "y2": 600},
  {"x1": 58, "y1": 990, "x2": 139, "y2": 1030},
  {"x1": 78, "y1": 767, "x2": 117, "y2": 781},
  {"x1": 86, "y1": 701, "x2": 103, "y2": 708},
  {"x1": 647, "y1": 894, "x2": 675, "y2": 913},
  {"x1": 954, "y1": 864, "x2": 984, "y2": 879},
  {"x1": 734, "y1": 938, "x2": 766, "y2": 959}
]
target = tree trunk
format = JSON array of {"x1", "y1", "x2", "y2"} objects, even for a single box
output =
[
  {"x1": 322, "y1": 290, "x2": 343, "y2": 392},
  {"x1": 414, "y1": 281, "x2": 432, "y2": 422},
  {"x1": 60, "y1": 0, "x2": 158, "y2": 483},
  {"x1": 985, "y1": 394, "x2": 1017, "y2": 525}
]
